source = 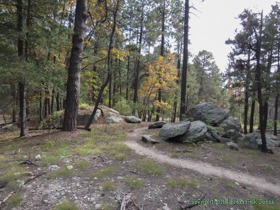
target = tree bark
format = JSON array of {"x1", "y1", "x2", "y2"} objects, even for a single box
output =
[
  {"x1": 133, "y1": 3, "x2": 144, "y2": 105},
  {"x1": 180, "y1": 0, "x2": 189, "y2": 120},
  {"x1": 254, "y1": 12, "x2": 267, "y2": 152},
  {"x1": 172, "y1": 59, "x2": 181, "y2": 123},
  {"x1": 56, "y1": 92, "x2": 60, "y2": 111},
  {"x1": 274, "y1": 95, "x2": 278, "y2": 136},
  {"x1": 249, "y1": 100, "x2": 255, "y2": 133},
  {"x1": 156, "y1": 0, "x2": 165, "y2": 121},
  {"x1": 17, "y1": 0, "x2": 26, "y2": 137},
  {"x1": 126, "y1": 55, "x2": 130, "y2": 100},
  {"x1": 62, "y1": 0, "x2": 87, "y2": 131},
  {"x1": 84, "y1": 0, "x2": 120, "y2": 130},
  {"x1": 12, "y1": 88, "x2": 17, "y2": 123}
]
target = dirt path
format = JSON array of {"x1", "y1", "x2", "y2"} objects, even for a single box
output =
[{"x1": 125, "y1": 127, "x2": 280, "y2": 196}]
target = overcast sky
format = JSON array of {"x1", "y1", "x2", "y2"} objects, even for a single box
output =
[{"x1": 188, "y1": 0, "x2": 278, "y2": 72}]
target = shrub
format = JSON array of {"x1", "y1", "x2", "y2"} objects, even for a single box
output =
[{"x1": 113, "y1": 98, "x2": 131, "y2": 116}]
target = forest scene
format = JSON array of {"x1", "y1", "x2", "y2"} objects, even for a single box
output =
[{"x1": 0, "y1": 0, "x2": 280, "y2": 209}]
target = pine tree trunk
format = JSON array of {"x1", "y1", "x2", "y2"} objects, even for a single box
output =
[
  {"x1": 85, "y1": 0, "x2": 120, "y2": 130},
  {"x1": 274, "y1": 95, "x2": 278, "y2": 136},
  {"x1": 244, "y1": 89, "x2": 249, "y2": 134},
  {"x1": 126, "y1": 55, "x2": 130, "y2": 100},
  {"x1": 17, "y1": 0, "x2": 26, "y2": 136},
  {"x1": 12, "y1": 88, "x2": 17, "y2": 123},
  {"x1": 39, "y1": 93, "x2": 42, "y2": 121},
  {"x1": 255, "y1": 13, "x2": 267, "y2": 152},
  {"x1": 156, "y1": 0, "x2": 165, "y2": 121},
  {"x1": 263, "y1": 102, "x2": 268, "y2": 132},
  {"x1": 133, "y1": 3, "x2": 144, "y2": 106},
  {"x1": 172, "y1": 59, "x2": 180, "y2": 123},
  {"x1": 180, "y1": 0, "x2": 189, "y2": 120},
  {"x1": 51, "y1": 89, "x2": 55, "y2": 113},
  {"x1": 62, "y1": 0, "x2": 87, "y2": 131},
  {"x1": 56, "y1": 92, "x2": 60, "y2": 111},
  {"x1": 249, "y1": 99, "x2": 255, "y2": 133},
  {"x1": 109, "y1": 75, "x2": 112, "y2": 108}
]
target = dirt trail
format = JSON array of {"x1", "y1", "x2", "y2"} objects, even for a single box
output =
[{"x1": 125, "y1": 127, "x2": 280, "y2": 196}]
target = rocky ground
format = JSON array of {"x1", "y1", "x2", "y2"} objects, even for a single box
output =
[{"x1": 0, "y1": 105, "x2": 279, "y2": 210}]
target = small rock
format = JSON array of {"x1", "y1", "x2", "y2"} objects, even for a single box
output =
[
  {"x1": 95, "y1": 204, "x2": 102, "y2": 209},
  {"x1": 141, "y1": 135, "x2": 160, "y2": 144},
  {"x1": 35, "y1": 154, "x2": 41, "y2": 160},
  {"x1": 226, "y1": 142, "x2": 239, "y2": 150},
  {"x1": 67, "y1": 165, "x2": 73, "y2": 170},
  {"x1": 220, "y1": 137, "x2": 232, "y2": 143},
  {"x1": 0, "y1": 178, "x2": 8, "y2": 189},
  {"x1": 148, "y1": 121, "x2": 166, "y2": 129},
  {"x1": 125, "y1": 116, "x2": 142, "y2": 123},
  {"x1": 49, "y1": 165, "x2": 60, "y2": 171}
]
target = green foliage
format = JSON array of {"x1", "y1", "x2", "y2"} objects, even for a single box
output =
[
  {"x1": 47, "y1": 168, "x2": 74, "y2": 179},
  {"x1": 125, "y1": 177, "x2": 143, "y2": 190},
  {"x1": 132, "y1": 159, "x2": 164, "y2": 176},
  {"x1": 79, "y1": 102, "x2": 89, "y2": 109},
  {"x1": 92, "y1": 167, "x2": 118, "y2": 179},
  {"x1": 113, "y1": 98, "x2": 131, "y2": 116},
  {"x1": 53, "y1": 199, "x2": 78, "y2": 210},
  {"x1": 167, "y1": 178, "x2": 187, "y2": 188},
  {"x1": 6, "y1": 193, "x2": 22, "y2": 209},
  {"x1": 258, "y1": 163, "x2": 273, "y2": 170},
  {"x1": 221, "y1": 157, "x2": 235, "y2": 163},
  {"x1": 102, "y1": 181, "x2": 117, "y2": 191},
  {"x1": 74, "y1": 160, "x2": 90, "y2": 170}
]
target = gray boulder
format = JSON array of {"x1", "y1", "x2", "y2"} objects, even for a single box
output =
[
  {"x1": 106, "y1": 113, "x2": 122, "y2": 123},
  {"x1": 222, "y1": 129, "x2": 239, "y2": 142},
  {"x1": 0, "y1": 178, "x2": 8, "y2": 189},
  {"x1": 148, "y1": 121, "x2": 166, "y2": 129},
  {"x1": 175, "y1": 121, "x2": 207, "y2": 143},
  {"x1": 243, "y1": 132, "x2": 260, "y2": 150},
  {"x1": 210, "y1": 130, "x2": 220, "y2": 142},
  {"x1": 159, "y1": 121, "x2": 191, "y2": 140},
  {"x1": 205, "y1": 132, "x2": 218, "y2": 142},
  {"x1": 125, "y1": 116, "x2": 141, "y2": 123},
  {"x1": 141, "y1": 135, "x2": 160, "y2": 144},
  {"x1": 220, "y1": 137, "x2": 232, "y2": 143},
  {"x1": 220, "y1": 117, "x2": 243, "y2": 134},
  {"x1": 186, "y1": 102, "x2": 229, "y2": 125},
  {"x1": 226, "y1": 142, "x2": 239, "y2": 150},
  {"x1": 257, "y1": 134, "x2": 280, "y2": 147},
  {"x1": 84, "y1": 109, "x2": 101, "y2": 125},
  {"x1": 77, "y1": 114, "x2": 85, "y2": 125}
]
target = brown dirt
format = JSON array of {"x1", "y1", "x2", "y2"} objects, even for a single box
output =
[
  {"x1": 0, "y1": 121, "x2": 279, "y2": 210},
  {"x1": 125, "y1": 127, "x2": 280, "y2": 195}
]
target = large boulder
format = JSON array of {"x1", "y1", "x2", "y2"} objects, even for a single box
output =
[
  {"x1": 60, "y1": 109, "x2": 101, "y2": 126},
  {"x1": 222, "y1": 129, "x2": 239, "y2": 142},
  {"x1": 148, "y1": 121, "x2": 166, "y2": 129},
  {"x1": 186, "y1": 102, "x2": 229, "y2": 125},
  {"x1": 141, "y1": 135, "x2": 160, "y2": 144},
  {"x1": 159, "y1": 121, "x2": 191, "y2": 140},
  {"x1": 244, "y1": 133, "x2": 280, "y2": 150},
  {"x1": 243, "y1": 132, "x2": 260, "y2": 150},
  {"x1": 210, "y1": 130, "x2": 220, "y2": 142},
  {"x1": 220, "y1": 117, "x2": 243, "y2": 134},
  {"x1": 125, "y1": 116, "x2": 141, "y2": 123},
  {"x1": 226, "y1": 142, "x2": 239, "y2": 150},
  {"x1": 174, "y1": 121, "x2": 207, "y2": 143},
  {"x1": 106, "y1": 113, "x2": 122, "y2": 123},
  {"x1": 84, "y1": 109, "x2": 101, "y2": 125}
]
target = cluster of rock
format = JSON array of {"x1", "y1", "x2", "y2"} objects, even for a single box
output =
[
  {"x1": 60, "y1": 107, "x2": 142, "y2": 125},
  {"x1": 157, "y1": 102, "x2": 243, "y2": 150},
  {"x1": 153, "y1": 102, "x2": 280, "y2": 151},
  {"x1": 244, "y1": 133, "x2": 280, "y2": 150},
  {"x1": 60, "y1": 109, "x2": 102, "y2": 125}
]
